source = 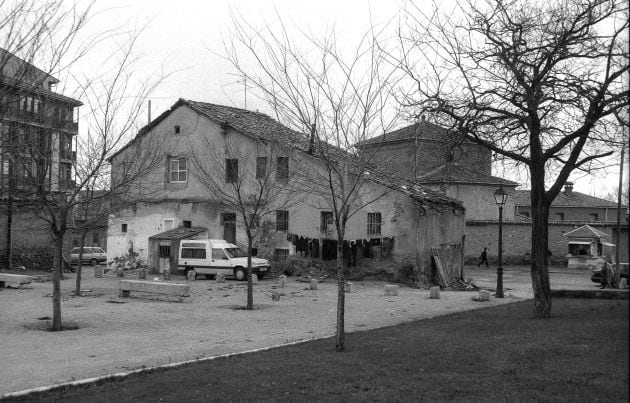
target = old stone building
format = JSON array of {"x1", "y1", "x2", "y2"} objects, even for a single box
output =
[{"x1": 107, "y1": 99, "x2": 466, "y2": 282}]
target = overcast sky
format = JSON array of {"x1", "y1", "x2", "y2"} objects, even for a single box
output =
[{"x1": 67, "y1": 0, "x2": 626, "y2": 198}]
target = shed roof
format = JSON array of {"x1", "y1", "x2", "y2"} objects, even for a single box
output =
[
  {"x1": 149, "y1": 226, "x2": 207, "y2": 240},
  {"x1": 514, "y1": 189, "x2": 619, "y2": 208},
  {"x1": 563, "y1": 225, "x2": 609, "y2": 239},
  {"x1": 416, "y1": 163, "x2": 519, "y2": 187},
  {"x1": 359, "y1": 121, "x2": 451, "y2": 145}
]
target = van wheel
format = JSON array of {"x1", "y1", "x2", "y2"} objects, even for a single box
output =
[
  {"x1": 234, "y1": 267, "x2": 246, "y2": 281},
  {"x1": 90, "y1": 259, "x2": 98, "y2": 266},
  {"x1": 258, "y1": 273, "x2": 264, "y2": 280}
]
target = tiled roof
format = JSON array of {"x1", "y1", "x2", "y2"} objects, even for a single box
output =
[
  {"x1": 514, "y1": 189, "x2": 620, "y2": 208},
  {"x1": 416, "y1": 163, "x2": 519, "y2": 187},
  {"x1": 112, "y1": 99, "x2": 464, "y2": 210},
  {"x1": 563, "y1": 225, "x2": 609, "y2": 239},
  {"x1": 359, "y1": 121, "x2": 451, "y2": 145}
]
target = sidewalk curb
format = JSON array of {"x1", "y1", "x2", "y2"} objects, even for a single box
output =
[{"x1": 551, "y1": 289, "x2": 629, "y2": 299}]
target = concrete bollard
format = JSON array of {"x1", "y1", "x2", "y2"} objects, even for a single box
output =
[
  {"x1": 278, "y1": 275, "x2": 287, "y2": 288},
  {"x1": 478, "y1": 290, "x2": 491, "y2": 301},
  {"x1": 429, "y1": 286, "x2": 441, "y2": 299},
  {"x1": 252, "y1": 274, "x2": 258, "y2": 284},
  {"x1": 187, "y1": 270, "x2": 196, "y2": 281},
  {"x1": 138, "y1": 268, "x2": 147, "y2": 280},
  {"x1": 271, "y1": 291, "x2": 281, "y2": 301},
  {"x1": 94, "y1": 265, "x2": 103, "y2": 278},
  {"x1": 309, "y1": 279, "x2": 318, "y2": 290},
  {"x1": 163, "y1": 268, "x2": 171, "y2": 281},
  {"x1": 116, "y1": 266, "x2": 125, "y2": 278},
  {"x1": 384, "y1": 284, "x2": 399, "y2": 296},
  {"x1": 619, "y1": 278, "x2": 628, "y2": 289},
  {"x1": 216, "y1": 273, "x2": 226, "y2": 283},
  {"x1": 345, "y1": 282, "x2": 353, "y2": 293}
]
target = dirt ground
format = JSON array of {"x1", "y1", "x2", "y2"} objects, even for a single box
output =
[{"x1": 0, "y1": 266, "x2": 535, "y2": 396}]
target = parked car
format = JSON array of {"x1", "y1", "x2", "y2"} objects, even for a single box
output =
[
  {"x1": 69, "y1": 247, "x2": 107, "y2": 266},
  {"x1": 590, "y1": 261, "x2": 629, "y2": 284}
]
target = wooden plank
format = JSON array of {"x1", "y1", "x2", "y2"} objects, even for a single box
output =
[{"x1": 432, "y1": 248, "x2": 449, "y2": 287}]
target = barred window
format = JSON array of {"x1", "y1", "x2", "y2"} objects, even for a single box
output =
[
  {"x1": 367, "y1": 212, "x2": 381, "y2": 236},
  {"x1": 274, "y1": 248, "x2": 289, "y2": 262},
  {"x1": 276, "y1": 210, "x2": 289, "y2": 231},
  {"x1": 320, "y1": 211, "x2": 333, "y2": 232}
]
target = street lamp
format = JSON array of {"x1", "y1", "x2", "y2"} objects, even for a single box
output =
[{"x1": 494, "y1": 186, "x2": 508, "y2": 298}]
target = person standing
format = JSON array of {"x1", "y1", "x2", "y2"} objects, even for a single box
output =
[{"x1": 478, "y1": 247, "x2": 489, "y2": 268}]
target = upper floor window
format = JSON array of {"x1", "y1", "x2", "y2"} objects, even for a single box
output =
[
  {"x1": 276, "y1": 157, "x2": 289, "y2": 181},
  {"x1": 555, "y1": 213, "x2": 564, "y2": 221},
  {"x1": 321, "y1": 211, "x2": 333, "y2": 232},
  {"x1": 174, "y1": 125, "x2": 180, "y2": 134},
  {"x1": 367, "y1": 212, "x2": 382, "y2": 236},
  {"x1": 256, "y1": 157, "x2": 267, "y2": 179},
  {"x1": 121, "y1": 223, "x2": 127, "y2": 233},
  {"x1": 276, "y1": 210, "x2": 289, "y2": 231},
  {"x1": 589, "y1": 213, "x2": 599, "y2": 222},
  {"x1": 226, "y1": 159, "x2": 238, "y2": 183},
  {"x1": 169, "y1": 157, "x2": 187, "y2": 183}
]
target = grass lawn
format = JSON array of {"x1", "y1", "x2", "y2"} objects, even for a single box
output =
[{"x1": 6, "y1": 298, "x2": 628, "y2": 402}]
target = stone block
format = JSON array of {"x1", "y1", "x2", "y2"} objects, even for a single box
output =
[
  {"x1": 429, "y1": 286, "x2": 441, "y2": 299},
  {"x1": 384, "y1": 284, "x2": 399, "y2": 296},
  {"x1": 163, "y1": 268, "x2": 171, "y2": 281},
  {"x1": 119, "y1": 280, "x2": 191, "y2": 298},
  {"x1": 619, "y1": 278, "x2": 628, "y2": 289},
  {"x1": 187, "y1": 270, "x2": 196, "y2": 281},
  {"x1": 309, "y1": 279, "x2": 318, "y2": 290},
  {"x1": 216, "y1": 273, "x2": 226, "y2": 283},
  {"x1": 271, "y1": 291, "x2": 281, "y2": 301},
  {"x1": 478, "y1": 290, "x2": 491, "y2": 301},
  {"x1": 138, "y1": 268, "x2": 147, "y2": 280},
  {"x1": 278, "y1": 275, "x2": 287, "y2": 288},
  {"x1": 345, "y1": 282, "x2": 353, "y2": 293},
  {"x1": 252, "y1": 274, "x2": 258, "y2": 284},
  {"x1": 94, "y1": 266, "x2": 103, "y2": 278},
  {"x1": 0, "y1": 273, "x2": 33, "y2": 289}
]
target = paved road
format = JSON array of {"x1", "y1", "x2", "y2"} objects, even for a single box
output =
[{"x1": 464, "y1": 265, "x2": 598, "y2": 297}]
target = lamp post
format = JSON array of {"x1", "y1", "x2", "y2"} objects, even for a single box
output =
[{"x1": 494, "y1": 187, "x2": 508, "y2": 298}]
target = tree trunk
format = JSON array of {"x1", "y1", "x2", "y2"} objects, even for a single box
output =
[
  {"x1": 6, "y1": 162, "x2": 13, "y2": 270},
  {"x1": 530, "y1": 174, "x2": 552, "y2": 318},
  {"x1": 335, "y1": 225, "x2": 346, "y2": 352},
  {"x1": 52, "y1": 233, "x2": 63, "y2": 330},
  {"x1": 246, "y1": 235, "x2": 253, "y2": 310},
  {"x1": 75, "y1": 232, "x2": 88, "y2": 296}
]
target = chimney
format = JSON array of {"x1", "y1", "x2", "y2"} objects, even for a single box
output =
[{"x1": 564, "y1": 182, "x2": 574, "y2": 195}]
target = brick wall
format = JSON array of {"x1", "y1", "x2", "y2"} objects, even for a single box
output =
[{"x1": 465, "y1": 220, "x2": 629, "y2": 265}]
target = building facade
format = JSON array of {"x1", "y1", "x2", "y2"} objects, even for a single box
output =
[
  {"x1": 107, "y1": 99, "x2": 466, "y2": 282},
  {"x1": 0, "y1": 49, "x2": 81, "y2": 269}
]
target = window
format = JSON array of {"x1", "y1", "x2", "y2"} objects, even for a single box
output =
[
  {"x1": 367, "y1": 212, "x2": 382, "y2": 236},
  {"x1": 174, "y1": 125, "x2": 180, "y2": 134},
  {"x1": 183, "y1": 220, "x2": 191, "y2": 228},
  {"x1": 256, "y1": 157, "x2": 267, "y2": 179},
  {"x1": 182, "y1": 246, "x2": 206, "y2": 259},
  {"x1": 274, "y1": 248, "x2": 289, "y2": 262},
  {"x1": 163, "y1": 219, "x2": 174, "y2": 230},
  {"x1": 555, "y1": 213, "x2": 564, "y2": 221},
  {"x1": 92, "y1": 232, "x2": 99, "y2": 246},
  {"x1": 226, "y1": 159, "x2": 238, "y2": 183},
  {"x1": 212, "y1": 248, "x2": 227, "y2": 260},
  {"x1": 522, "y1": 212, "x2": 530, "y2": 218},
  {"x1": 169, "y1": 157, "x2": 187, "y2": 183},
  {"x1": 276, "y1": 157, "x2": 289, "y2": 181},
  {"x1": 276, "y1": 210, "x2": 289, "y2": 231},
  {"x1": 121, "y1": 224, "x2": 127, "y2": 233},
  {"x1": 321, "y1": 211, "x2": 333, "y2": 232},
  {"x1": 589, "y1": 213, "x2": 599, "y2": 222}
]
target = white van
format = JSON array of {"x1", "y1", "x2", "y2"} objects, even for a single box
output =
[{"x1": 178, "y1": 239, "x2": 270, "y2": 280}]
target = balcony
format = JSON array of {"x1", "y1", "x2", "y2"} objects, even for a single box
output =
[{"x1": 0, "y1": 105, "x2": 78, "y2": 132}]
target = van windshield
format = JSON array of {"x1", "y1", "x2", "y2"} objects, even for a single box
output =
[{"x1": 225, "y1": 247, "x2": 247, "y2": 258}]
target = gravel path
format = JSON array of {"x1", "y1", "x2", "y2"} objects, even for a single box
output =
[{"x1": 0, "y1": 268, "x2": 530, "y2": 396}]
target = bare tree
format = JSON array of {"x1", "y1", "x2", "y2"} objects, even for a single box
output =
[
  {"x1": 223, "y1": 12, "x2": 399, "y2": 350},
  {"x1": 394, "y1": 0, "x2": 629, "y2": 317},
  {"x1": 192, "y1": 133, "x2": 301, "y2": 310}
]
